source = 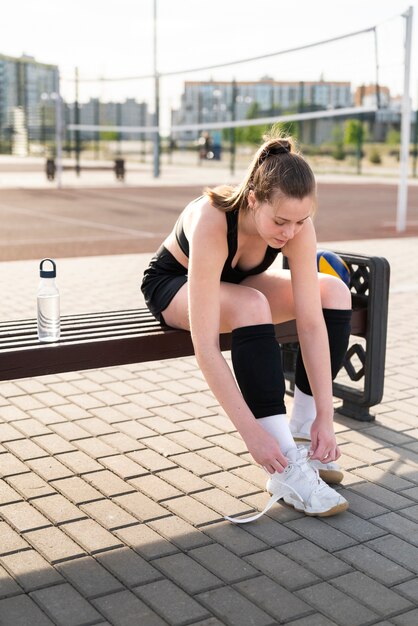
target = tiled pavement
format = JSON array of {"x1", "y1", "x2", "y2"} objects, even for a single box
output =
[{"x1": 0, "y1": 237, "x2": 417, "y2": 626}]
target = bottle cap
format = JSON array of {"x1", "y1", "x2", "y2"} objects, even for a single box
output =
[{"x1": 39, "y1": 258, "x2": 57, "y2": 278}]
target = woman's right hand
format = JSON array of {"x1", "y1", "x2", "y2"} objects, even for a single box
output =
[{"x1": 243, "y1": 425, "x2": 288, "y2": 474}]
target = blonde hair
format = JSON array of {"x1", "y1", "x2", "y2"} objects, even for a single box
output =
[{"x1": 205, "y1": 133, "x2": 316, "y2": 213}]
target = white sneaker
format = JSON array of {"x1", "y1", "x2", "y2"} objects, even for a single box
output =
[
  {"x1": 225, "y1": 447, "x2": 348, "y2": 523},
  {"x1": 295, "y1": 438, "x2": 344, "y2": 484}
]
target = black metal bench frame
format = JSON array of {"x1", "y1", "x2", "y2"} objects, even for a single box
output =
[{"x1": 0, "y1": 252, "x2": 390, "y2": 422}]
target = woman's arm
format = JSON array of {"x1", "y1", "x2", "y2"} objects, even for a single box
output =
[
  {"x1": 187, "y1": 203, "x2": 288, "y2": 473},
  {"x1": 284, "y1": 218, "x2": 339, "y2": 461}
]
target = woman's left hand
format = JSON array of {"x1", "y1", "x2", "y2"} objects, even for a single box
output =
[{"x1": 309, "y1": 416, "x2": 341, "y2": 462}]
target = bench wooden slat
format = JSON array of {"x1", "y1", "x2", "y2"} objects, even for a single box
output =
[{"x1": 0, "y1": 307, "x2": 366, "y2": 382}]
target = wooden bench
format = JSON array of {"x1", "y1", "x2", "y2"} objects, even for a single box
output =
[{"x1": 0, "y1": 252, "x2": 390, "y2": 422}]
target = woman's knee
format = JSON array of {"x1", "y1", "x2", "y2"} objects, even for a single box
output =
[
  {"x1": 222, "y1": 286, "x2": 272, "y2": 329},
  {"x1": 319, "y1": 275, "x2": 351, "y2": 309}
]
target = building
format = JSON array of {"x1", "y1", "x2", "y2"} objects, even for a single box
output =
[
  {"x1": 0, "y1": 53, "x2": 58, "y2": 155},
  {"x1": 171, "y1": 78, "x2": 353, "y2": 143},
  {"x1": 65, "y1": 97, "x2": 151, "y2": 141}
]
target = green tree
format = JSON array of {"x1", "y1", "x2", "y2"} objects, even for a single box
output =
[{"x1": 344, "y1": 119, "x2": 365, "y2": 146}]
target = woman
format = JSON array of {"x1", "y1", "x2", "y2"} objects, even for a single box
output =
[{"x1": 141, "y1": 134, "x2": 351, "y2": 521}]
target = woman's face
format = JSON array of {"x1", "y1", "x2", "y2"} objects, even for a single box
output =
[{"x1": 250, "y1": 193, "x2": 314, "y2": 248}]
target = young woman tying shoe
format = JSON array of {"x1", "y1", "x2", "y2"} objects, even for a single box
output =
[{"x1": 141, "y1": 134, "x2": 351, "y2": 520}]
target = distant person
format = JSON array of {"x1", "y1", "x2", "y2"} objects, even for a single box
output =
[
  {"x1": 199, "y1": 131, "x2": 213, "y2": 160},
  {"x1": 141, "y1": 133, "x2": 351, "y2": 521}
]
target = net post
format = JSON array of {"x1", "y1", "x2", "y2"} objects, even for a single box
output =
[{"x1": 396, "y1": 6, "x2": 414, "y2": 233}]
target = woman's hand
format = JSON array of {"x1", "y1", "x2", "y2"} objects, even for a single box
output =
[
  {"x1": 242, "y1": 425, "x2": 288, "y2": 474},
  {"x1": 309, "y1": 416, "x2": 340, "y2": 462}
]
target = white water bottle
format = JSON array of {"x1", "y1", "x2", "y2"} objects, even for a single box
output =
[{"x1": 37, "y1": 258, "x2": 60, "y2": 342}]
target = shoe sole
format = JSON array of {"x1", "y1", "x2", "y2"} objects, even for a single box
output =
[
  {"x1": 318, "y1": 468, "x2": 344, "y2": 484},
  {"x1": 284, "y1": 498, "x2": 349, "y2": 517}
]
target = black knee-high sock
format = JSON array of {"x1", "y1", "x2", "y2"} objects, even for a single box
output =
[
  {"x1": 231, "y1": 323, "x2": 286, "y2": 418},
  {"x1": 295, "y1": 308, "x2": 352, "y2": 396}
]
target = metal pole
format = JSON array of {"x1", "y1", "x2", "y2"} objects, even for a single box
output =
[
  {"x1": 230, "y1": 79, "x2": 237, "y2": 176},
  {"x1": 75, "y1": 67, "x2": 81, "y2": 176},
  {"x1": 413, "y1": 106, "x2": 418, "y2": 178},
  {"x1": 396, "y1": 6, "x2": 413, "y2": 232},
  {"x1": 55, "y1": 72, "x2": 63, "y2": 189},
  {"x1": 153, "y1": 0, "x2": 160, "y2": 178}
]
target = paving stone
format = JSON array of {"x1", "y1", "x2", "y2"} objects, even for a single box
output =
[
  {"x1": 393, "y1": 578, "x2": 418, "y2": 603},
  {"x1": 202, "y1": 520, "x2": 267, "y2": 556},
  {"x1": 391, "y1": 609, "x2": 418, "y2": 626},
  {"x1": 193, "y1": 487, "x2": 255, "y2": 518},
  {"x1": 235, "y1": 575, "x2": 313, "y2": 624},
  {"x1": 285, "y1": 614, "x2": 339, "y2": 626},
  {"x1": 28, "y1": 408, "x2": 68, "y2": 426},
  {"x1": 56, "y1": 450, "x2": 103, "y2": 474},
  {"x1": 153, "y1": 552, "x2": 221, "y2": 594},
  {"x1": 245, "y1": 547, "x2": 319, "y2": 590},
  {"x1": 371, "y1": 511, "x2": 418, "y2": 545},
  {"x1": 0, "y1": 422, "x2": 24, "y2": 441},
  {"x1": 30, "y1": 434, "x2": 76, "y2": 455},
  {"x1": 27, "y1": 457, "x2": 74, "y2": 481},
  {"x1": 0, "y1": 405, "x2": 28, "y2": 422},
  {"x1": 83, "y1": 469, "x2": 134, "y2": 497},
  {"x1": 0, "y1": 549, "x2": 63, "y2": 591},
  {"x1": 336, "y1": 544, "x2": 413, "y2": 585},
  {"x1": 127, "y1": 448, "x2": 176, "y2": 472},
  {"x1": 93, "y1": 589, "x2": 166, "y2": 626},
  {"x1": 49, "y1": 421, "x2": 91, "y2": 440},
  {"x1": 332, "y1": 571, "x2": 412, "y2": 616},
  {"x1": 173, "y1": 452, "x2": 220, "y2": 476},
  {"x1": 149, "y1": 516, "x2": 213, "y2": 551},
  {"x1": 164, "y1": 495, "x2": 222, "y2": 526},
  {"x1": 239, "y1": 514, "x2": 301, "y2": 547},
  {"x1": 128, "y1": 473, "x2": 182, "y2": 501},
  {"x1": 31, "y1": 582, "x2": 102, "y2": 626},
  {"x1": 0, "y1": 501, "x2": 51, "y2": 532},
  {"x1": 116, "y1": 419, "x2": 156, "y2": 439},
  {"x1": 204, "y1": 471, "x2": 260, "y2": 498},
  {"x1": 296, "y1": 581, "x2": 378, "y2": 625},
  {"x1": 353, "y1": 465, "x2": 416, "y2": 490},
  {"x1": 115, "y1": 523, "x2": 179, "y2": 559},
  {"x1": 231, "y1": 464, "x2": 271, "y2": 490},
  {"x1": 348, "y1": 482, "x2": 414, "y2": 510},
  {"x1": 57, "y1": 555, "x2": 124, "y2": 598},
  {"x1": 197, "y1": 586, "x2": 275, "y2": 626},
  {"x1": 285, "y1": 516, "x2": 355, "y2": 551},
  {"x1": 73, "y1": 436, "x2": 116, "y2": 458},
  {"x1": 177, "y1": 417, "x2": 222, "y2": 438},
  {"x1": 367, "y1": 534, "x2": 418, "y2": 573},
  {"x1": 6, "y1": 472, "x2": 55, "y2": 500},
  {"x1": 97, "y1": 546, "x2": 161, "y2": 586},
  {"x1": 0, "y1": 521, "x2": 31, "y2": 555},
  {"x1": 113, "y1": 491, "x2": 168, "y2": 522},
  {"x1": 198, "y1": 447, "x2": 248, "y2": 470},
  {"x1": 135, "y1": 579, "x2": 210, "y2": 625},
  {"x1": 332, "y1": 489, "x2": 389, "y2": 519},
  {"x1": 99, "y1": 453, "x2": 148, "y2": 479},
  {"x1": 32, "y1": 494, "x2": 86, "y2": 525},
  {"x1": 278, "y1": 538, "x2": 352, "y2": 579},
  {"x1": 25, "y1": 526, "x2": 85, "y2": 563},
  {"x1": 81, "y1": 499, "x2": 137, "y2": 529},
  {"x1": 321, "y1": 510, "x2": 387, "y2": 542},
  {"x1": 168, "y1": 430, "x2": 213, "y2": 452},
  {"x1": 99, "y1": 432, "x2": 145, "y2": 453},
  {"x1": 0, "y1": 478, "x2": 22, "y2": 504},
  {"x1": 55, "y1": 404, "x2": 91, "y2": 420},
  {"x1": 12, "y1": 418, "x2": 52, "y2": 437},
  {"x1": 0, "y1": 451, "x2": 29, "y2": 476},
  {"x1": 63, "y1": 519, "x2": 123, "y2": 553},
  {"x1": 140, "y1": 415, "x2": 183, "y2": 434},
  {"x1": 0, "y1": 562, "x2": 21, "y2": 598},
  {"x1": 4, "y1": 438, "x2": 47, "y2": 461},
  {"x1": 160, "y1": 467, "x2": 211, "y2": 493},
  {"x1": 50, "y1": 476, "x2": 102, "y2": 504},
  {"x1": 190, "y1": 543, "x2": 260, "y2": 584},
  {"x1": 0, "y1": 594, "x2": 55, "y2": 625}
]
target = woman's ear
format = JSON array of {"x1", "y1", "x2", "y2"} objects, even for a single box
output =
[{"x1": 247, "y1": 190, "x2": 256, "y2": 209}]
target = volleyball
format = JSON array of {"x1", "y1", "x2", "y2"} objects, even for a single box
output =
[{"x1": 317, "y1": 250, "x2": 351, "y2": 286}]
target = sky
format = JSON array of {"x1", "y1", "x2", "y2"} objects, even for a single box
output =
[{"x1": 2, "y1": 0, "x2": 417, "y2": 123}]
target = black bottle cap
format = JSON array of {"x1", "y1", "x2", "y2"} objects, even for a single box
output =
[{"x1": 39, "y1": 258, "x2": 57, "y2": 278}]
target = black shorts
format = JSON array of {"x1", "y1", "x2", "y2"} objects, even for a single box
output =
[{"x1": 141, "y1": 246, "x2": 188, "y2": 325}]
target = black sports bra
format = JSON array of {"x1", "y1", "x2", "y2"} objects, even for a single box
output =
[{"x1": 174, "y1": 200, "x2": 280, "y2": 284}]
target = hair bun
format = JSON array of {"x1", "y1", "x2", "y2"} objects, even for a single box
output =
[{"x1": 270, "y1": 141, "x2": 291, "y2": 155}]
